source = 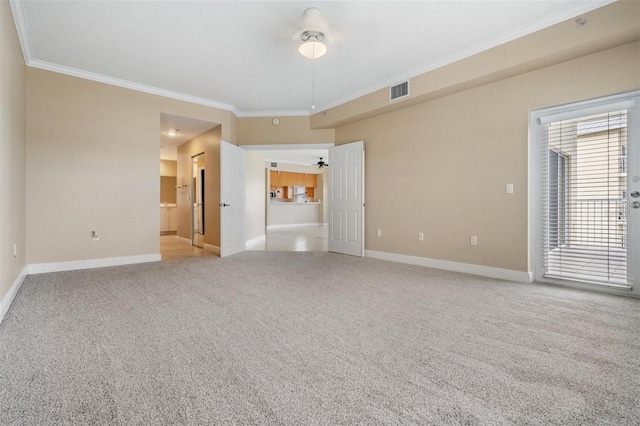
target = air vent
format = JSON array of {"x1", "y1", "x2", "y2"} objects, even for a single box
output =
[
  {"x1": 270, "y1": 162, "x2": 278, "y2": 168},
  {"x1": 389, "y1": 81, "x2": 409, "y2": 101}
]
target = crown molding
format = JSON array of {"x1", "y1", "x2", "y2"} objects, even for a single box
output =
[
  {"x1": 10, "y1": 0, "x2": 615, "y2": 119},
  {"x1": 27, "y1": 59, "x2": 240, "y2": 115},
  {"x1": 314, "y1": 0, "x2": 617, "y2": 114},
  {"x1": 9, "y1": 0, "x2": 32, "y2": 64},
  {"x1": 235, "y1": 110, "x2": 310, "y2": 118}
]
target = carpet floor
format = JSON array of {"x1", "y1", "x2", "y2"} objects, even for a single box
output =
[{"x1": 0, "y1": 251, "x2": 638, "y2": 425}]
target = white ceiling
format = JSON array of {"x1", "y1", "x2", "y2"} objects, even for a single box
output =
[
  {"x1": 12, "y1": 0, "x2": 614, "y2": 117},
  {"x1": 160, "y1": 113, "x2": 219, "y2": 161}
]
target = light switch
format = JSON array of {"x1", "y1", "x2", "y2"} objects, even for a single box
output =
[{"x1": 506, "y1": 183, "x2": 514, "y2": 194}]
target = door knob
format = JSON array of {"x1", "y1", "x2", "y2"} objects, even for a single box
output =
[
  {"x1": 632, "y1": 201, "x2": 640, "y2": 209},
  {"x1": 631, "y1": 191, "x2": 640, "y2": 198}
]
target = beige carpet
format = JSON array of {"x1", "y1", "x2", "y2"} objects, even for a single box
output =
[{"x1": 1, "y1": 251, "x2": 638, "y2": 425}]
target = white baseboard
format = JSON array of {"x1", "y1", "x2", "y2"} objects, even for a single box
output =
[
  {"x1": 267, "y1": 223, "x2": 323, "y2": 230},
  {"x1": 0, "y1": 266, "x2": 29, "y2": 325},
  {"x1": 27, "y1": 254, "x2": 161, "y2": 275},
  {"x1": 246, "y1": 235, "x2": 266, "y2": 247},
  {"x1": 203, "y1": 244, "x2": 220, "y2": 254},
  {"x1": 176, "y1": 236, "x2": 192, "y2": 245},
  {"x1": 365, "y1": 250, "x2": 531, "y2": 283}
]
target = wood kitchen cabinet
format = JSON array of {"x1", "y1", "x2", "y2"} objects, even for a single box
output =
[
  {"x1": 270, "y1": 170, "x2": 317, "y2": 188},
  {"x1": 270, "y1": 170, "x2": 281, "y2": 187},
  {"x1": 281, "y1": 172, "x2": 294, "y2": 187},
  {"x1": 305, "y1": 174, "x2": 317, "y2": 187}
]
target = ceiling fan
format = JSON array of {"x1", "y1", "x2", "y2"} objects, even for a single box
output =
[{"x1": 314, "y1": 157, "x2": 329, "y2": 168}]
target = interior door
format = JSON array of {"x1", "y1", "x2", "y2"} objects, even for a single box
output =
[
  {"x1": 192, "y1": 153, "x2": 205, "y2": 248},
  {"x1": 328, "y1": 141, "x2": 364, "y2": 256},
  {"x1": 220, "y1": 141, "x2": 246, "y2": 257}
]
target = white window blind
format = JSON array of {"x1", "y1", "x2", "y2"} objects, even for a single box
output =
[{"x1": 541, "y1": 109, "x2": 630, "y2": 288}]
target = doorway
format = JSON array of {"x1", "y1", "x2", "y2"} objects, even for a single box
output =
[
  {"x1": 530, "y1": 91, "x2": 639, "y2": 296},
  {"x1": 242, "y1": 144, "x2": 332, "y2": 252},
  {"x1": 192, "y1": 153, "x2": 205, "y2": 248}
]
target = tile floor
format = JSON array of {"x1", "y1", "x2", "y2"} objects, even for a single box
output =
[
  {"x1": 160, "y1": 225, "x2": 328, "y2": 260},
  {"x1": 248, "y1": 225, "x2": 328, "y2": 252}
]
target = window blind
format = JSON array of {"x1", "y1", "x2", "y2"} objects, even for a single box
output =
[{"x1": 541, "y1": 110, "x2": 630, "y2": 288}]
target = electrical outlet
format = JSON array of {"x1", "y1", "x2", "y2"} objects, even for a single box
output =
[
  {"x1": 506, "y1": 183, "x2": 514, "y2": 194},
  {"x1": 376, "y1": 229, "x2": 382, "y2": 237},
  {"x1": 418, "y1": 232, "x2": 424, "y2": 241},
  {"x1": 470, "y1": 235, "x2": 477, "y2": 246}
]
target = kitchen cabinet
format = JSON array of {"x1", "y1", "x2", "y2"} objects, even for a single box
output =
[
  {"x1": 305, "y1": 174, "x2": 317, "y2": 187},
  {"x1": 280, "y1": 171, "x2": 292, "y2": 187},
  {"x1": 270, "y1": 170, "x2": 281, "y2": 187},
  {"x1": 270, "y1": 170, "x2": 317, "y2": 188}
]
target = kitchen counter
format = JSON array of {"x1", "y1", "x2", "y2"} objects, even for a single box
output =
[
  {"x1": 268, "y1": 200, "x2": 322, "y2": 227},
  {"x1": 269, "y1": 200, "x2": 320, "y2": 205}
]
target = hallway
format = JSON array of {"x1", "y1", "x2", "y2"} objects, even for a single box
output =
[{"x1": 160, "y1": 235, "x2": 216, "y2": 260}]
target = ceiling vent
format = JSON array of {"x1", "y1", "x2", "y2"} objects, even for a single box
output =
[
  {"x1": 389, "y1": 81, "x2": 409, "y2": 101},
  {"x1": 270, "y1": 162, "x2": 278, "y2": 168}
]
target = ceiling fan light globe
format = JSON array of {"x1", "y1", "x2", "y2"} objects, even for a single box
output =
[{"x1": 299, "y1": 41, "x2": 326, "y2": 59}]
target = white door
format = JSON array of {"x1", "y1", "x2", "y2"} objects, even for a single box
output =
[
  {"x1": 220, "y1": 141, "x2": 246, "y2": 257},
  {"x1": 328, "y1": 141, "x2": 365, "y2": 256},
  {"x1": 532, "y1": 91, "x2": 639, "y2": 297}
]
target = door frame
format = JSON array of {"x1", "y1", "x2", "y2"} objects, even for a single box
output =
[
  {"x1": 529, "y1": 90, "x2": 640, "y2": 297},
  {"x1": 191, "y1": 152, "x2": 205, "y2": 248}
]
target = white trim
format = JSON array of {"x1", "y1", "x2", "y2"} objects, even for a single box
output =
[
  {"x1": 267, "y1": 223, "x2": 323, "y2": 230},
  {"x1": 27, "y1": 254, "x2": 161, "y2": 274},
  {"x1": 246, "y1": 235, "x2": 266, "y2": 248},
  {"x1": 27, "y1": 59, "x2": 240, "y2": 114},
  {"x1": 9, "y1": 0, "x2": 32, "y2": 64},
  {"x1": 538, "y1": 99, "x2": 636, "y2": 124},
  {"x1": 311, "y1": 0, "x2": 617, "y2": 114},
  {"x1": 240, "y1": 143, "x2": 335, "y2": 151},
  {"x1": 10, "y1": 0, "x2": 614, "y2": 117},
  {"x1": 176, "y1": 236, "x2": 192, "y2": 245},
  {"x1": 535, "y1": 276, "x2": 638, "y2": 298},
  {"x1": 365, "y1": 250, "x2": 532, "y2": 283},
  {"x1": 529, "y1": 91, "x2": 640, "y2": 298},
  {"x1": 235, "y1": 110, "x2": 310, "y2": 118},
  {"x1": 19, "y1": 62, "x2": 310, "y2": 119},
  {"x1": 0, "y1": 266, "x2": 29, "y2": 325},
  {"x1": 203, "y1": 244, "x2": 220, "y2": 255}
]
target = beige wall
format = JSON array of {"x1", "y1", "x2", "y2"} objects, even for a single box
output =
[
  {"x1": 160, "y1": 160, "x2": 177, "y2": 204},
  {"x1": 237, "y1": 116, "x2": 334, "y2": 145},
  {"x1": 13, "y1": 0, "x2": 640, "y2": 277},
  {"x1": 160, "y1": 176, "x2": 176, "y2": 204},
  {"x1": 176, "y1": 127, "x2": 221, "y2": 249},
  {"x1": 26, "y1": 68, "x2": 235, "y2": 263},
  {"x1": 336, "y1": 41, "x2": 640, "y2": 272},
  {"x1": 245, "y1": 151, "x2": 266, "y2": 242},
  {"x1": 160, "y1": 159, "x2": 177, "y2": 177},
  {"x1": 0, "y1": 0, "x2": 27, "y2": 303}
]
